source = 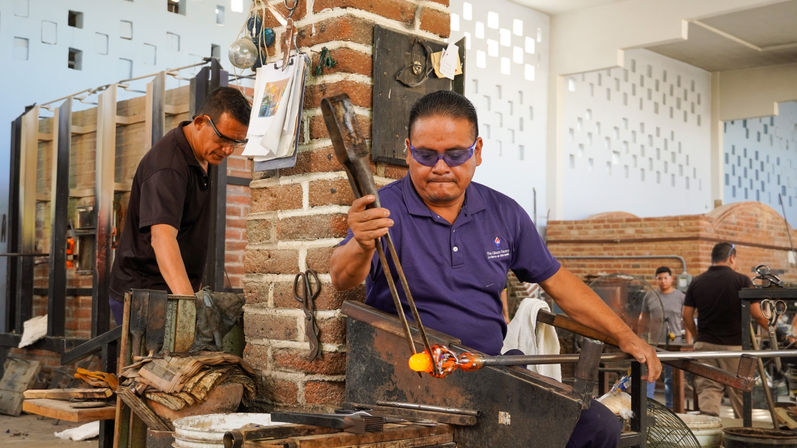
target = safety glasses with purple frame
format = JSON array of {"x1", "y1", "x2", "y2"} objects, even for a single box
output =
[{"x1": 408, "y1": 139, "x2": 478, "y2": 167}]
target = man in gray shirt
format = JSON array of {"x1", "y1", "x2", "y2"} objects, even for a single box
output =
[{"x1": 639, "y1": 266, "x2": 689, "y2": 408}]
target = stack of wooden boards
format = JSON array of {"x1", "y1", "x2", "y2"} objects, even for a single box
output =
[{"x1": 22, "y1": 388, "x2": 115, "y2": 422}]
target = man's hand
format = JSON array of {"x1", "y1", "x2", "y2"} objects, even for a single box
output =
[
  {"x1": 330, "y1": 195, "x2": 393, "y2": 291},
  {"x1": 617, "y1": 331, "x2": 662, "y2": 381},
  {"x1": 347, "y1": 195, "x2": 393, "y2": 251}
]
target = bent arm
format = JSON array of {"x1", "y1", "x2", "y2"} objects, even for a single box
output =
[
  {"x1": 540, "y1": 267, "x2": 662, "y2": 381},
  {"x1": 151, "y1": 223, "x2": 194, "y2": 295},
  {"x1": 330, "y1": 239, "x2": 375, "y2": 290},
  {"x1": 750, "y1": 302, "x2": 769, "y2": 329}
]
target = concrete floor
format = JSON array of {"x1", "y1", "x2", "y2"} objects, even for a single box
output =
[{"x1": 0, "y1": 413, "x2": 96, "y2": 447}]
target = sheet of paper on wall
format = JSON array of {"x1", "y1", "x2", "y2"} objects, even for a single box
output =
[
  {"x1": 431, "y1": 43, "x2": 462, "y2": 80},
  {"x1": 252, "y1": 54, "x2": 310, "y2": 171},
  {"x1": 243, "y1": 55, "x2": 306, "y2": 161}
]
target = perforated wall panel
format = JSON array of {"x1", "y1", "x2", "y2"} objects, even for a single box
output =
[
  {"x1": 450, "y1": 0, "x2": 550, "y2": 226},
  {"x1": 723, "y1": 101, "x2": 797, "y2": 224},
  {"x1": 561, "y1": 49, "x2": 713, "y2": 220}
]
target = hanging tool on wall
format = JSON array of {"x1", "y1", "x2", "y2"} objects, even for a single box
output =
[
  {"x1": 321, "y1": 94, "x2": 439, "y2": 376},
  {"x1": 294, "y1": 269, "x2": 321, "y2": 360}
]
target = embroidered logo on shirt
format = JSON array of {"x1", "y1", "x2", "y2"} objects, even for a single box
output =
[{"x1": 487, "y1": 235, "x2": 510, "y2": 260}]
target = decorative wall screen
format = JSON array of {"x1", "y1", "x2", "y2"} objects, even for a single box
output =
[
  {"x1": 449, "y1": 0, "x2": 550, "y2": 226},
  {"x1": 723, "y1": 101, "x2": 797, "y2": 224},
  {"x1": 561, "y1": 49, "x2": 713, "y2": 220}
]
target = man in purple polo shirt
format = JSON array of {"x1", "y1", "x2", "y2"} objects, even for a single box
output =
[{"x1": 330, "y1": 90, "x2": 659, "y2": 447}]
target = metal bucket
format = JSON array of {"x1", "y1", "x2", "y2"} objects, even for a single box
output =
[
  {"x1": 723, "y1": 427, "x2": 797, "y2": 448},
  {"x1": 172, "y1": 413, "x2": 285, "y2": 448}
]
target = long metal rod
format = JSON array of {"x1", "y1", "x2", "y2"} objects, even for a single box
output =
[
  {"x1": 375, "y1": 401, "x2": 480, "y2": 416},
  {"x1": 382, "y1": 232, "x2": 437, "y2": 373},
  {"x1": 374, "y1": 243, "x2": 416, "y2": 357},
  {"x1": 479, "y1": 349, "x2": 797, "y2": 366}
]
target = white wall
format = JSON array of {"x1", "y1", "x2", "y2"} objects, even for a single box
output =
[
  {"x1": 723, "y1": 101, "x2": 797, "y2": 224},
  {"x1": 449, "y1": 0, "x2": 550, "y2": 226},
  {"x1": 560, "y1": 49, "x2": 713, "y2": 219}
]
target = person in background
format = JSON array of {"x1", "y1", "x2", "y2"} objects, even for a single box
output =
[
  {"x1": 108, "y1": 87, "x2": 250, "y2": 324},
  {"x1": 682, "y1": 242, "x2": 768, "y2": 416},
  {"x1": 638, "y1": 266, "x2": 690, "y2": 408}
]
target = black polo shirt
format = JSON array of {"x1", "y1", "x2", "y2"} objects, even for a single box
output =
[
  {"x1": 684, "y1": 265, "x2": 753, "y2": 345},
  {"x1": 109, "y1": 122, "x2": 211, "y2": 300}
]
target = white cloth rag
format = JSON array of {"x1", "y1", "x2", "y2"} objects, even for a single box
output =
[{"x1": 501, "y1": 297, "x2": 561, "y2": 382}]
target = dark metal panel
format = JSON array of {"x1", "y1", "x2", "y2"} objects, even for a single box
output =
[
  {"x1": 342, "y1": 301, "x2": 581, "y2": 447},
  {"x1": 227, "y1": 176, "x2": 251, "y2": 187},
  {"x1": 371, "y1": 26, "x2": 465, "y2": 165},
  {"x1": 5, "y1": 113, "x2": 24, "y2": 332},
  {"x1": 193, "y1": 61, "x2": 229, "y2": 290},
  {"x1": 92, "y1": 86, "x2": 117, "y2": 337},
  {"x1": 47, "y1": 99, "x2": 72, "y2": 337},
  {"x1": 150, "y1": 72, "x2": 166, "y2": 146},
  {"x1": 16, "y1": 107, "x2": 39, "y2": 332}
]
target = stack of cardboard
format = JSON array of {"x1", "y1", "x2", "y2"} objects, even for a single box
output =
[{"x1": 119, "y1": 352, "x2": 255, "y2": 412}]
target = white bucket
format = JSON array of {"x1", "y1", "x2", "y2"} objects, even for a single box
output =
[
  {"x1": 676, "y1": 413, "x2": 723, "y2": 448},
  {"x1": 172, "y1": 413, "x2": 286, "y2": 448}
]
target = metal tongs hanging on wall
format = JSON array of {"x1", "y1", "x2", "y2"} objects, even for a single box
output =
[{"x1": 321, "y1": 94, "x2": 440, "y2": 376}]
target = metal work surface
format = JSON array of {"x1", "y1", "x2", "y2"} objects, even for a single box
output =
[{"x1": 342, "y1": 300, "x2": 581, "y2": 447}]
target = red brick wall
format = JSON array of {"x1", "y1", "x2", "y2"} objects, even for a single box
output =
[
  {"x1": 546, "y1": 202, "x2": 797, "y2": 285},
  {"x1": 243, "y1": 1, "x2": 449, "y2": 410}
]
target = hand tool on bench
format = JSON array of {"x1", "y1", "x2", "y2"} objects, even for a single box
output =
[
  {"x1": 271, "y1": 411, "x2": 385, "y2": 433},
  {"x1": 321, "y1": 94, "x2": 439, "y2": 376}
]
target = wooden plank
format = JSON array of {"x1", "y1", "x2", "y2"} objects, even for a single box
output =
[
  {"x1": 23, "y1": 388, "x2": 113, "y2": 400},
  {"x1": 117, "y1": 388, "x2": 171, "y2": 431},
  {"x1": 248, "y1": 424, "x2": 453, "y2": 448},
  {"x1": 22, "y1": 399, "x2": 115, "y2": 422},
  {"x1": 115, "y1": 113, "x2": 145, "y2": 126},
  {"x1": 113, "y1": 292, "x2": 133, "y2": 448},
  {"x1": 173, "y1": 296, "x2": 196, "y2": 352}
]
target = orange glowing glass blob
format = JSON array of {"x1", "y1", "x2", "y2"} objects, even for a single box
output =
[{"x1": 408, "y1": 352, "x2": 433, "y2": 373}]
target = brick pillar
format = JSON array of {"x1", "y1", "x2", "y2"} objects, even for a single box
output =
[{"x1": 243, "y1": 0, "x2": 450, "y2": 410}]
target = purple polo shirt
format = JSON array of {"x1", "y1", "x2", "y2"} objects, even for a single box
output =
[{"x1": 341, "y1": 176, "x2": 560, "y2": 355}]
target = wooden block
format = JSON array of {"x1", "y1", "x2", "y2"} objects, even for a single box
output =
[
  {"x1": 22, "y1": 398, "x2": 116, "y2": 422},
  {"x1": 24, "y1": 388, "x2": 113, "y2": 400},
  {"x1": 0, "y1": 358, "x2": 42, "y2": 416},
  {"x1": 775, "y1": 407, "x2": 797, "y2": 430}
]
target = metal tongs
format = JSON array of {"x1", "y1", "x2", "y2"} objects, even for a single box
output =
[{"x1": 321, "y1": 94, "x2": 439, "y2": 376}]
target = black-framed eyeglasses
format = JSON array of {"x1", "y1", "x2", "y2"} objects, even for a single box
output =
[
  {"x1": 203, "y1": 114, "x2": 248, "y2": 146},
  {"x1": 408, "y1": 139, "x2": 477, "y2": 167}
]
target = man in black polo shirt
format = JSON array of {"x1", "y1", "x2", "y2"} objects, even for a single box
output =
[
  {"x1": 108, "y1": 87, "x2": 250, "y2": 324},
  {"x1": 682, "y1": 242, "x2": 768, "y2": 416}
]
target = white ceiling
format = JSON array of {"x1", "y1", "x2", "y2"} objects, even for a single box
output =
[
  {"x1": 648, "y1": 0, "x2": 797, "y2": 71},
  {"x1": 511, "y1": 0, "x2": 621, "y2": 16},
  {"x1": 513, "y1": 0, "x2": 797, "y2": 72}
]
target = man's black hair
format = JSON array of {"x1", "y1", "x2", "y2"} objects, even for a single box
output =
[
  {"x1": 408, "y1": 90, "x2": 479, "y2": 141},
  {"x1": 711, "y1": 242, "x2": 736, "y2": 264},
  {"x1": 197, "y1": 87, "x2": 251, "y2": 126},
  {"x1": 655, "y1": 266, "x2": 671, "y2": 276}
]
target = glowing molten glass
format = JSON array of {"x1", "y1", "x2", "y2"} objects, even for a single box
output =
[{"x1": 408, "y1": 352, "x2": 433, "y2": 373}]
